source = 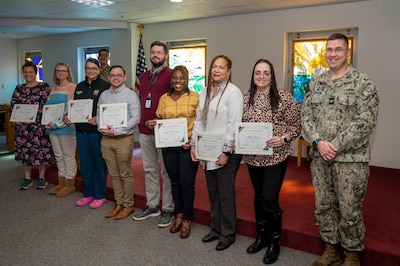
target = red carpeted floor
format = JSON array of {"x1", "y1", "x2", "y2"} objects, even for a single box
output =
[{"x1": 44, "y1": 147, "x2": 400, "y2": 266}]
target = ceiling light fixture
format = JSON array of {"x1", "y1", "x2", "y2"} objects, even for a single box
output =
[
  {"x1": 69, "y1": 0, "x2": 114, "y2": 7},
  {"x1": 170, "y1": 0, "x2": 183, "y2": 3}
]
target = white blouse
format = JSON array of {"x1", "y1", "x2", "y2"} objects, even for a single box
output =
[{"x1": 192, "y1": 82, "x2": 243, "y2": 170}]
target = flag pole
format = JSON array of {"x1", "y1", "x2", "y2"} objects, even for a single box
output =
[{"x1": 135, "y1": 24, "x2": 147, "y2": 91}]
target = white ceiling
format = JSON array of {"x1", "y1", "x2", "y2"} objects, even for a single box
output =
[{"x1": 0, "y1": 0, "x2": 367, "y2": 39}]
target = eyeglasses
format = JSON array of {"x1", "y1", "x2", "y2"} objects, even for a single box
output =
[
  {"x1": 55, "y1": 70, "x2": 68, "y2": 73},
  {"x1": 85, "y1": 67, "x2": 99, "y2": 71},
  {"x1": 325, "y1": 47, "x2": 348, "y2": 54},
  {"x1": 254, "y1": 71, "x2": 271, "y2": 77},
  {"x1": 150, "y1": 51, "x2": 165, "y2": 55},
  {"x1": 109, "y1": 74, "x2": 125, "y2": 78}
]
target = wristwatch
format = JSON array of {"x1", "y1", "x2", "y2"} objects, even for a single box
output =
[
  {"x1": 312, "y1": 138, "x2": 322, "y2": 147},
  {"x1": 223, "y1": 151, "x2": 233, "y2": 157}
]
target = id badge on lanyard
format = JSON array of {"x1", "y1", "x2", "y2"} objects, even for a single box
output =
[{"x1": 145, "y1": 93, "x2": 151, "y2": 109}]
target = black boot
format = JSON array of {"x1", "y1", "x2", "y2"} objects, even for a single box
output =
[
  {"x1": 247, "y1": 219, "x2": 268, "y2": 254},
  {"x1": 247, "y1": 198, "x2": 269, "y2": 254},
  {"x1": 263, "y1": 210, "x2": 282, "y2": 264}
]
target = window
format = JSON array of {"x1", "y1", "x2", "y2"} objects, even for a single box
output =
[
  {"x1": 285, "y1": 28, "x2": 357, "y2": 103},
  {"x1": 84, "y1": 46, "x2": 110, "y2": 62},
  {"x1": 25, "y1": 51, "x2": 43, "y2": 81},
  {"x1": 167, "y1": 40, "x2": 207, "y2": 93},
  {"x1": 77, "y1": 46, "x2": 110, "y2": 81}
]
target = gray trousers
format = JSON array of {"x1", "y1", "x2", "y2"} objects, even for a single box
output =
[
  {"x1": 205, "y1": 154, "x2": 242, "y2": 242},
  {"x1": 139, "y1": 133, "x2": 174, "y2": 212}
]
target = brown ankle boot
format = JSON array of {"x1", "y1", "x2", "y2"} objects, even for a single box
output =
[
  {"x1": 311, "y1": 243, "x2": 342, "y2": 266},
  {"x1": 49, "y1": 176, "x2": 65, "y2": 195},
  {"x1": 56, "y1": 178, "x2": 76, "y2": 197},
  {"x1": 342, "y1": 250, "x2": 360, "y2": 266},
  {"x1": 170, "y1": 213, "x2": 183, "y2": 233},
  {"x1": 180, "y1": 220, "x2": 191, "y2": 239}
]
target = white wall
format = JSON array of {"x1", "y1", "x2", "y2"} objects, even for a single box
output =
[
  {"x1": 0, "y1": 0, "x2": 398, "y2": 169},
  {"x1": 0, "y1": 39, "x2": 18, "y2": 104},
  {"x1": 13, "y1": 29, "x2": 133, "y2": 89},
  {"x1": 142, "y1": 0, "x2": 399, "y2": 169}
]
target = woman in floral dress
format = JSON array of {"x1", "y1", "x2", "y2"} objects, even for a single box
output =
[{"x1": 10, "y1": 61, "x2": 55, "y2": 190}]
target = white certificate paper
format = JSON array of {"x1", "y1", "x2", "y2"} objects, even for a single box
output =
[
  {"x1": 99, "y1": 103, "x2": 127, "y2": 129},
  {"x1": 154, "y1": 118, "x2": 188, "y2": 148},
  {"x1": 10, "y1": 104, "x2": 39, "y2": 123},
  {"x1": 235, "y1": 122, "x2": 273, "y2": 155},
  {"x1": 68, "y1": 99, "x2": 93, "y2": 123},
  {"x1": 195, "y1": 131, "x2": 224, "y2": 161},
  {"x1": 41, "y1": 103, "x2": 65, "y2": 125}
]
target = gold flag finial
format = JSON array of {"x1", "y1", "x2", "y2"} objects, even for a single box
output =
[{"x1": 137, "y1": 24, "x2": 144, "y2": 34}]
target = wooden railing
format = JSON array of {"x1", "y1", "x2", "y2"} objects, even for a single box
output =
[{"x1": 0, "y1": 104, "x2": 14, "y2": 152}]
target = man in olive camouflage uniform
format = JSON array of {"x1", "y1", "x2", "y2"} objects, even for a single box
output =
[
  {"x1": 301, "y1": 33, "x2": 379, "y2": 266},
  {"x1": 98, "y1": 49, "x2": 111, "y2": 83}
]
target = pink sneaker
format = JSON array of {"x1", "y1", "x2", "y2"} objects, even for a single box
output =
[
  {"x1": 89, "y1": 198, "x2": 106, "y2": 209},
  {"x1": 76, "y1": 196, "x2": 94, "y2": 207}
]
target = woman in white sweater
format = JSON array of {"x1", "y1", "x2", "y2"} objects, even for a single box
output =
[{"x1": 191, "y1": 55, "x2": 243, "y2": 251}]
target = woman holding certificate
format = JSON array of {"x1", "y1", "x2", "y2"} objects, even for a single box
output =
[
  {"x1": 65, "y1": 58, "x2": 109, "y2": 209},
  {"x1": 149, "y1": 65, "x2": 199, "y2": 238},
  {"x1": 10, "y1": 61, "x2": 55, "y2": 190},
  {"x1": 45, "y1": 62, "x2": 77, "y2": 197},
  {"x1": 190, "y1": 55, "x2": 243, "y2": 251},
  {"x1": 242, "y1": 59, "x2": 301, "y2": 264}
]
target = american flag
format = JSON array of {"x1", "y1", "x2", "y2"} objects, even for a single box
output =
[{"x1": 135, "y1": 34, "x2": 148, "y2": 90}]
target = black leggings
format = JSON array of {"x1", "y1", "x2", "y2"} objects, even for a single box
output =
[{"x1": 247, "y1": 157, "x2": 289, "y2": 212}]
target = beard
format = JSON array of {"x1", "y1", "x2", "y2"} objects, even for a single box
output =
[{"x1": 151, "y1": 57, "x2": 166, "y2": 68}]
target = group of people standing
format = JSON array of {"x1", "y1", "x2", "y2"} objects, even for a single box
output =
[{"x1": 10, "y1": 33, "x2": 378, "y2": 266}]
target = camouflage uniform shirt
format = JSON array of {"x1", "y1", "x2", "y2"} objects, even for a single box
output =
[
  {"x1": 99, "y1": 65, "x2": 111, "y2": 83},
  {"x1": 301, "y1": 67, "x2": 379, "y2": 162}
]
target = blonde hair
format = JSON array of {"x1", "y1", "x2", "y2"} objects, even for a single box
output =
[{"x1": 53, "y1": 62, "x2": 74, "y2": 85}]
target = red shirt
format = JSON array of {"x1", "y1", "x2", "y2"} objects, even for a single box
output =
[{"x1": 138, "y1": 67, "x2": 172, "y2": 135}]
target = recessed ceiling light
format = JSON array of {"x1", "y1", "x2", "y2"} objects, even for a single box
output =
[
  {"x1": 170, "y1": 0, "x2": 183, "y2": 2},
  {"x1": 69, "y1": 0, "x2": 114, "y2": 7}
]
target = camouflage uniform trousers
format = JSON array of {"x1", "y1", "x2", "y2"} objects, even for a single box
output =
[{"x1": 310, "y1": 157, "x2": 369, "y2": 251}]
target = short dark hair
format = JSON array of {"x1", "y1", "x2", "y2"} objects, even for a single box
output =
[
  {"x1": 98, "y1": 48, "x2": 109, "y2": 55},
  {"x1": 109, "y1": 65, "x2": 126, "y2": 75},
  {"x1": 327, "y1": 33, "x2": 349, "y2": 48},
  {"x1": 86, "y1": 58, "x2": 101, "y2": 68},
  {"x1": 22, "y1": 61, "x2": 37, "y2": 74},
  {"x1": 150, "y1": 41, "x2": 169, "y2": 54}
]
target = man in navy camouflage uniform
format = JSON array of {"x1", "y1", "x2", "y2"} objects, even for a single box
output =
[{"x1": 301, "y1": 33, "x2": 379, "y2": 266}]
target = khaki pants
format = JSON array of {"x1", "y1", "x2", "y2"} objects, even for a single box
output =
[{"x1": 101, "y1": 135, "x2": 135, "y2": 207}]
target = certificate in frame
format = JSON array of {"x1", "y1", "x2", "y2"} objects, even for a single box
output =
[
  {"x1": 235, "y1": 122, "x2": 273, "y2": 155},
  {"x1": 41, "y1": 103, "x2": 65, "y2": 125},
  {"x1": 10, "y1": 104, "x2": 39, "y2": 123},
  {"x1": 98, "y1": 103, "x2": 127, "y2": 129},
  {"x1": 154, "y1": 118, "x2": 188, "y2": 148},
  {"x1": 195, "y1": 131, "x2": 224, "y2": 161},
  {"x1": 67, "y1": 99, "x2": 93, "y2": 123}
]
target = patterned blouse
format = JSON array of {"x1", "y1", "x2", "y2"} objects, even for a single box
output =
[{"x1": 242, "y1": 89, "x2": 301, "y2": 167}]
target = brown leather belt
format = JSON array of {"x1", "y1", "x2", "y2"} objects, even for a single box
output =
[{"x1": 106, "y1": 134, "x2": 133, "y2": 139}]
